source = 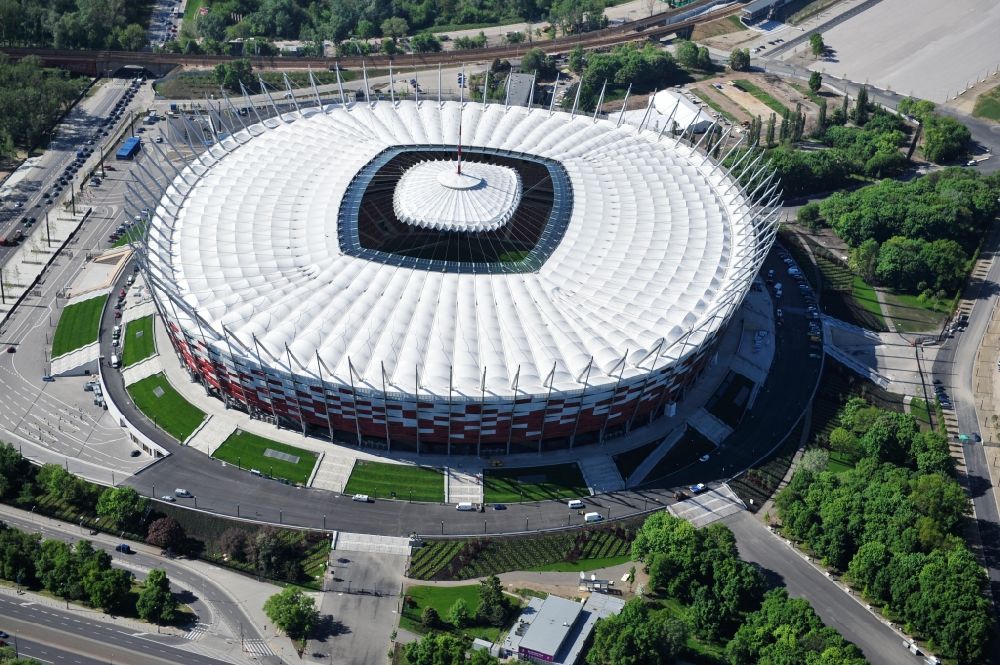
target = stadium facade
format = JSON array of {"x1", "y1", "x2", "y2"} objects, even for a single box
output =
[{"x1": 137, "y1": 90, "x2": 780, "y2": 456}]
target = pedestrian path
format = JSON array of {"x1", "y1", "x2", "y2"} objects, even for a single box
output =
[
  {"x1": 242, "y1": 639, "x2": 275, "y2": 657},
  {"x1": 183, "y1": 622, "x2": 211, "y2": 640},
  {"x1": 446, "y1": 466, "x2": 483, "y2": 504},
  {"x1": 332, "y1": 531, "x2": 412, "y2": 556},
  {"x1": 122, "y1": 354, "x2": 163, "y2": 386},
  {"x1": 668, "y1": 484, "x2": 745, "y2": 528},
  {"x1": 311, "y1": 452, "x2": 354, "y2": 493},
  {"x1": 187, "y1": 415, "x2": 237, "y2": 455},
  {"x1": 627, "y1": 427, "x2": 686, "y2": 487},
  {"x1": 51, "y1": 342, "x2": 99, "y2": 376},
  {"x1": 579, "y1": 456, "x2": 626, "y2": 494},
  {"x1": 687, "y1": 408, "x2": 733, "y2": 446}
]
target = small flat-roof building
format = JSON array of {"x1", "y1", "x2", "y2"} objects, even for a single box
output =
[
  {"x1": 741, "y1": 0, "x2": 788, "y2": 24},
  {"x1": 502, "y1": 593, "x2": 625, "y2": 664}
]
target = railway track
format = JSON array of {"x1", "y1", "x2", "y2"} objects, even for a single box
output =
[{"x1": 0, "y1": 2, "x2": 742, "y2": 73}]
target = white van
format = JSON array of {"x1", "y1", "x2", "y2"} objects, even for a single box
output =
[
  {"x1": 584, "y1": 511, "x2": 603, "y2": 523},
  {"x1": 456, "y1": 502, "x2": 476, "y2": 511},
  {"x1": 352, "y1": 494, "x2": 370, "y2": 503},
  {"x1": 567, "y1": 499, "x2": 585, "y2": 510},
  {"x1": 110, "y1": 354, "x2": 119, "y2": 368}
]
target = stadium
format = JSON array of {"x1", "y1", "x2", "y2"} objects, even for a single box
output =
[{"x1": 140, "y1": 93, "x2": 780, "y2": 456}]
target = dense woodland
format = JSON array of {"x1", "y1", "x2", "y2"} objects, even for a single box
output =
[
  {"x1": 0, "y1": 0, "x2": 150, "y2": 50},
  {"x1": 776, "y1": 398, "x2": 991, "y2": 663},
  {"x1": 801, "y1": 168, "x2": 1000, "y2": 297},
  {"x1": 0, "y1": 54, "x2": 86, "y2": 157}
]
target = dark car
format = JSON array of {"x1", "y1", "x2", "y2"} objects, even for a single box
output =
[
  {"x1": 115, "y1": 543, "x2": 132, "y2": 554},
  {"x1": 493, "y1": 503, "x2": 507, "y2": 510},
  {"x1": 6, "y1": 346, "x2": 15, "y2": 353}
]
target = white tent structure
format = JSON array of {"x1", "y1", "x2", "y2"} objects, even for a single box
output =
[
  {"x1": 618, "y1": 89, "x2": 715, "y2": 135},
  {"x1": 136, "y1": 94, "x2": 780, "y2": 454}
]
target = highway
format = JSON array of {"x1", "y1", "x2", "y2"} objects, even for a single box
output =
[
  {"x1": 0, "y1": 599, "x2": 233, "y2": 665},
  {"x1": 0, "y1": 503, "x2": 280, "y2": 664}
]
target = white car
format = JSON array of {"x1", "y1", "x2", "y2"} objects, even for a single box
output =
[{"x1": 161, "y1": 495, "x2": 175, "y2": 502}]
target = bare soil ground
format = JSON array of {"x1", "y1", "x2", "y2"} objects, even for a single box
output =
[
  {"x1": 691, "y1": 15, "x2": 748, "y2": 41},
  {"x1": 688, "y1": 72, "x2": 829, "y2": 130}
]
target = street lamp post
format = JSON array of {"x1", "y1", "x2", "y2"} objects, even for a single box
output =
[{"x1": 440, "y1": 520, "x2": 444, "y2": 535}]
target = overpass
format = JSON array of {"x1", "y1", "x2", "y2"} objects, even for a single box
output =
[{"x1": 0, "y1": 1, "x2": 741, "y2": 77}]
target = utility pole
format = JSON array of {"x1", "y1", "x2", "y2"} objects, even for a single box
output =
[{"x1": 45, "y1": 211, "x2": 51, "y2": 247}]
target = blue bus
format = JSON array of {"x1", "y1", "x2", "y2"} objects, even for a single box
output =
[{"x1": 116, "y1": 136, "x2": 141, "y2": 160}]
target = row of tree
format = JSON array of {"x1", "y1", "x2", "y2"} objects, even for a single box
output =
[
  {"x1": 185, "y1": 0, "x2": 608, "y2": 48},
  {"x1": 0, "y1": 55, "x2": 87, "y2": 158},
  {"x1": 776, "y1": 397, "x2": 991, "y2": 663},
  {"x1": 806, "y1": 168, "x2": 1000, "y2": 294},
  {"x1": 560, "y1": 42, "x2": 686, "y2": 113},
  {"x1": 0, "y1": 521, "x2": 178, "y2": 622}
]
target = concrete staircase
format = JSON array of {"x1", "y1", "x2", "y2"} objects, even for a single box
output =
[
  {"x1": 579, "y1": 456, "x2": 625, "y2": 494},
  {"x1": 688, "y1": 408, "x2": 734, "y2": 446},
  {"x1": 628, "y1": 427, "x2": 686, "y2": 486},
  {"x1": 446, "y1": 466, "x2": 483, "y2": 504}
]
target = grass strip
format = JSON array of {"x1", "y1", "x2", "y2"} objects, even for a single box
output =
[
  {"x1": 734, "y1": 79, "x2": 790, "y2": 115},
  {"x1": 973, "y1": 83, "x2": 1000, "y2": 122},
  {"x1": 52, "y1": 295, "x2": 107, "y2": 357},
  {"x1": 212, "y1": 430, "x2": 319, "y2": 485},
  {"x1": 692, "y1": 88, "x2": 739, "y2": 123},
  {"x1": 120, "y1": 315, "x2": 155, "y2": 367},
  {"x1": 126, "y1": 372, "x2": 206, "y2": 442}
]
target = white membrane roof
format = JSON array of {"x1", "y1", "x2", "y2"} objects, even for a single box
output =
[
  {"x1": 148, "y1": 100, "x2": 758, "y2": 398},
  {"x1": 393, "y1": 159, "x2": 522, "y2": 232}
]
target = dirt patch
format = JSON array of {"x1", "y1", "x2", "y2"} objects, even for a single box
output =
[
  {"x1": 945, "y1": 72, "x2": 1000, "y2": 116},
  {"x1": 691, "y1": 15, "x2": 748, "y2": 41}
]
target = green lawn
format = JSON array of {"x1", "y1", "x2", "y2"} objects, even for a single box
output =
[
  {"x1": 212, "y1": 430, "x2": 319, "y2": 485},
  {"x1": 790, "y1": 82, "x2": 827, "y2": 107},
  {"x1": 909, "y1": 397, "x2": 932, "y2": 428},
  {"x1": 825, "y1": 450, "x2": 856, "y2": 474},
  {"x1": 121, "y1": 315, "x2": 155, "y2": 367},
  {"x1": 126, "y1": 373, "x2": 206, "y2": 442},
  {"x1": 344, "y1": 460, "x2": 444, "y2": 502},
  {"x1": 52, "y1": 295, "x2": 107, "y2": 357},
  {"x1": 851, "y1": 276, "x2": 887, "y2": 328},
  {"x1": 400, "y1": 584, "x2": 514, "y2": 642},
  {"x1": 881, "y1": 290, "x2": 951, "y2": 333},
  {"x1": 113, "y1": 219, "x2": 147, "y2": 248},
  {"x1": 483, "y1": 463, "x2": 588, "y2": 503},
  {"x1": 613, "y1": 440, "x2": 660, "y2": 484},
  {"x1": 734, "y1": 79, "x2": 790, "y2": 115},
  {"x1": 182, "y1": 0, "x2": 204, "y2": 23},
  {"x1": 973, "y1": 83, "x2": 1000, "y2": 122},
  {"x1": 528, "y1": 554, "x2": 631, "y2": 572}
]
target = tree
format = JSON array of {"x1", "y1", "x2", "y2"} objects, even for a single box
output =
[
  {"x1": 764, "y1": 113, "x2": 775, "y2": 147},
  {"x1": 569, "y1": 44, "x2": 585, "y2": 74},
  {"x1": 922, "y1": 115, "x2": 970, "y2": 163},
  {"x1": 729, "y1": 48, "x2": 750, "y2": 72},
  {"x1": 218, "y1": 528, "x2": 250, "y2": 562},
  {"x1": 145, "y1": 517, "x2": 186, "y2": 551},
  {"x1": 854, "y1": 85, "x2": 870, "y2": 126},
  {"x1": 421, "y1": 605, "x2": 441, "y2": 629},
  {"x1": 695, "y1": 46, "x2": 712, "y2": 71},
  {"x1": 520, "y1": 47, "x2": 555, "y2": 78},
  {"x1": 476, "y1": 574, "x2": 507, "y2": 626},
  {"x1": 263, "y1": 587, "x2": 319, "y2": 640},
  {"x1": 409, "y1": 33, "x2": 441, "y2": 53},
  {"x1": 447, "y1": 597, "x2": 471, "y2": 627},
  {"x1": 809, "y1": 32, "x2": 825, "y2": 57},
  {"x1": 214, "y1": 58, "x2": 253, "y2": 92},
  {"x1": 587, "y1": 599, "x2": 688, "y2": 665},
  {"x1": 808, "y1": 70, "x2": 823, "y2": 94},
  {"x1": 380, "y1": 17, "x2": 408, "y2": 40},
  {"x1": 381, "y1": 38, "x2": 398, "y2": 55},
  {"x1": 137, "y1": 569, "x2": 178, "y2": 625},
  {"x1": 403, "y1": 633, "x2": 499, "y2": 665},
  {"x1": 800, "y1": 448, "x2": 829, "y2": 473},
  {"x1": 796, "y1": 202, "x2": 823, "y2": 229},
  {"x1": 87, "y1": 567, "x2": 132, "y2": 612},
  {"x1": 96, "y1": 486, "x2": 148, "y2": 532},
  {"x1": 849, "y1": 238, "x2": 879, "y2": 282},
  {"x1": 675, "y1": 40, "x2": 699, "y2": 69}
]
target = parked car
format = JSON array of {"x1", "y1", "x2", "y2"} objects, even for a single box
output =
[
  {"x1": 689, "y1": 483, "x2": 706, "y2": 494},
  {"x1": 115, "y1": 543, "x2": 132, "y2": 553}
]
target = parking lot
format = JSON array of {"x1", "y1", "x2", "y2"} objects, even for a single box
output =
[{"x1": 811, "y1": 0, "x2": 1000, "y2": 103}]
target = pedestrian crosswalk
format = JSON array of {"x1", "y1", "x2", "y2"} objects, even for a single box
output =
[
  {"x1": 243, "y1": 639, "x2": 275, "y2": 656},
  {"x1": 183, "y1": 622, "x2": 211, "y2": 640}
]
